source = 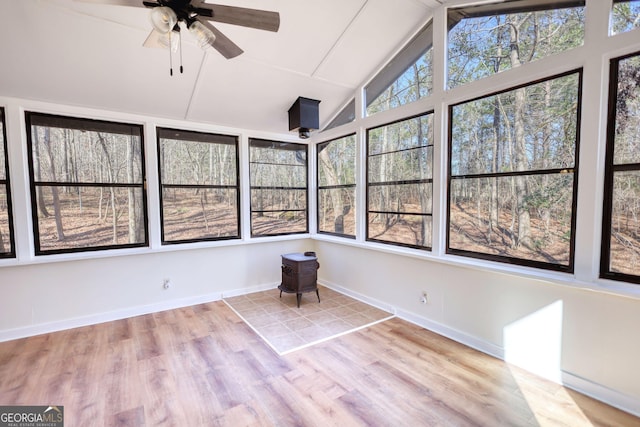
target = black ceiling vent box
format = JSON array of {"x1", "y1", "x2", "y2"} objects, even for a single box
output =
[{"x1": 288, "y1": 97, "x2": 320, "y2": 139}]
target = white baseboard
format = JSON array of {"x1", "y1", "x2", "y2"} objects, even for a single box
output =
[
  {"x1": 2, "y1": 280, "x2": 638, "y2": 419},
  {"x1": 221, "y1": 282, "x2": 280, "y2": 298},
  {"x1": 0, "y1": 291, "x2": 223, "y2": 343},
  {"x1": 318, "y1": 279, "x2": 640, "y2": 419},
  {"x1": 317, "y1": 280, "x2": 396, "y2": 315},
  {"x1": 0, "y1": 282, "x2": 286, "y2": 343},
  {"x1": 561, "y1": 371, "x2": 640, "y2": 418},
  {"x1": 395, "y1": 307, "x2": 506, "y2": 360},
  {"x1": 401, "y1": 309, "x2": 640, "y2": 418}
]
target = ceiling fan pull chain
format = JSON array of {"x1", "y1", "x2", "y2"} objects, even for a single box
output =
[
  {"x1": 179, "y1": 30, "x2": 184, "y2": 74},
  {"x1": 169, "y1": 30, "x2": 174, "y2": 76}
]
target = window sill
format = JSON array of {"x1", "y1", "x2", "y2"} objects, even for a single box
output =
[
  {"x1": 0, "y1": 233, "x2": 311, "y2": 268},
  {"x1": 311, "y1": 234, "x2": 640, "y2": 301}
]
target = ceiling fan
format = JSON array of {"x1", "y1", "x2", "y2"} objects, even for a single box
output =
[{"x1": 76, "y1": 0, "x2": 280, "y2": 60}]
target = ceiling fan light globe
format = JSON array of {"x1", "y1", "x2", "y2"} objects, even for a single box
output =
[
  {"x1": 189, "y1": 20, "x2": 216, "y2": 50},
  {"x1": 150, "y1": 6, "x2": 177, "y2": 34},
  {"x1": 158, "y1": 31, "x2": 179, "y2": 52}
]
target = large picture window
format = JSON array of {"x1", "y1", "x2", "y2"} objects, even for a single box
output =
[
  {"x1": 601, "y1": 51, "x2": 640, "y2": 284},
  {"x1": 249, "y1": 139, "x2": 307, "y2": 236},
  {"x1": 317, "y1": 134, "x2": 356, "y2": 238},
  {"x1": 0, "y1": 108, "x2": 15, "y2": 258},
  {"x1": 367, "y1": 113, "x2": 433, "y2": 249},
  {"x1": 157, "y1": 128, "x2": 240, "y2": 244},
  {"x1": 447, "y1": 0, "x2": 584, "y2": 89},
  {"x1": 26, "y1": 112, "x2": 147, "y2": 255},
  {"x1": 448, "y1": 70, "x2": 582, "y2": 271}
]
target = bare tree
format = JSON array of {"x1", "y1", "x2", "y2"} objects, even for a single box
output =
[
  {"x1": 97, "y1": 133, "x2": 118, "y2": 243},
  {"x1": 509, "y1": 16, "x2": 532, "y2": 249},
  {"x1": 42, "y1": 127, "x2": 65, "y2": 241}
]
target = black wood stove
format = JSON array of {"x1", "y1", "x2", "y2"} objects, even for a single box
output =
[{"x1": 278, "y1": 252, "x2": 320, "y2": 308}]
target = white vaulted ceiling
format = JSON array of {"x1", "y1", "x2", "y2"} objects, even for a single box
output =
[{"x1": 0, "y1": 0, "x2": 442, "y2": 135}]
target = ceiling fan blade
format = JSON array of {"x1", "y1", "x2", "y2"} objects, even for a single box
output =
[
  {"x1": 197, "y1": 4, "x2": 280, "y2": 32},
  {"x1": 73, "y1": 0, "x2": 147, "y2": 7},
  {"x1": 143, "y1": 29, "x2": 164, "y2": 48},
  {"x1": 199, "y1": 21, "x2": 244, "y2": 59}
]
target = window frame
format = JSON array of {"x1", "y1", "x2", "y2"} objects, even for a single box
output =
[
  {"x1": 316, "y1": 133, "x2": 357, "y2": 239},
  {"x1": 0, "y1": 107, "x2": 16, "y2": 259},
  {"x1": 156, "y1": 127, "x2": 241, "y2": 245},
  {"x1": 25, "y1": 111, "x2": 148, "y2": 256},
  {"x1": 249, "y1": 138, "x2": 309, "y2": 237},
  {"x1": 446, "y1": 69, "x2": 583, "y2": 273},
  {"x1": 366, "y1": 112, "x2": 434, "y2": 251},
  {"x1": 600, "y1": 50, "x2": 640, "y2": 284}
]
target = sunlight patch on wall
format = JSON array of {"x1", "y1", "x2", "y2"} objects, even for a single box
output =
[{"x1": 503, "y1": 300, "x2": 564, "y2": 383}]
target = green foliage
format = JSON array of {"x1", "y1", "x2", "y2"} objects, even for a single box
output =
[{"x1": 611, "y1": 2, "x2": 640, "y2": 34}]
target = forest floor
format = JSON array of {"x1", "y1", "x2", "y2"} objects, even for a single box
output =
[{"x1": 449, "y1": 201, "x2": 571, "y2": 266}]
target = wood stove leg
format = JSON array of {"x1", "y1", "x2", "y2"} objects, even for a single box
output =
[
  {"x1": 316, "y1": 289, "x2": 320, "y2": 303},
  {"x1": 279, "y1": 290, "x2": 282, "y2": 298},
  {"x1": 296, "y1": 293, "x2": 301, "y2": 308}
]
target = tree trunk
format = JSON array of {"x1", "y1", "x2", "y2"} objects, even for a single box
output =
[
  {"x1": 97, "y1": 133, "x2": 118, "y2": 243},
  {"x1": 489, "y1": 25, "x2": 503, "y2": 243},
  {"x1": 318, "y1": 147, "x2": 344, "y2": 233},
  {"x1": 126, "y1": 138, "x2": 139, "y2": 243},
  {"x1": 110, "y1": 187, "x2": 117, "y2": 244},
  {"x1": 380, "y1": 85, "x2": 395, "y2": 231},
  {"x1": 415, "y1": 63, "x2": 430, "y2": 246},
  {"x1": 541, "y1": 79, "x2": 552, "y2": 235},
  {"x1": 43, "y1": 127, "x2": 65, "y2": 241},
  {"x1": 33, "y1": 129, "x2": 50, "y2": 218},
  {"x1": 510, "y1": 20, "x2": 532, "y2": 248}
]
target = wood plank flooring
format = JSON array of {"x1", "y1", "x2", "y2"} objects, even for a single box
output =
[{"x1": 0, "y1": 301, "x2": 638, "y2": 426}]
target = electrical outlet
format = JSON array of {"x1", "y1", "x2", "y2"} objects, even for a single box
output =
[
  {"x1": 420, "y1": 291, "x2": 428, "y2": 304},
  {"x1": 163, "y1": 279, "x2": 171, "y2": 290}
]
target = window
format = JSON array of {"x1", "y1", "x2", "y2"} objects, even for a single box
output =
[
  {"x1": 601, "y1": 51, "x2": 640, "y2": 284},
  {"x1": 367, "y1": 113, "x2": 433, "y2": 249},
  {"x1": 447, "y1": 0, "x2": 584, "y2": 89},
  {"x1": 157, "y1": 128, "x2": 240, "y2": 244},
  {"x1": 249, "y1": 139, "x2": 307, "y2": 236},
  {"x1": 611, "y1": 0, "x2": 640, "y2": 35},
  {"x1": 317, "y1": 134, "x2": 356, "y2": 237},
  {"x1": 25, "y1": 112, "x2": 147, "y2": 255},
  {"x1": 0, "y1": 108, "x2": 15, "y2": 258},
  {"x1": 365, "y1": 22, "x2": 433, "y2": 116},
  {"x1": 448, "y1": 70, "x2": 582, "y2": 271}
]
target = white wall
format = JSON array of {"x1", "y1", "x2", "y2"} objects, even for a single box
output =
[
  {"x1": 0, "y1": 239, "x2": 311, "y2": 341},
  {"x1": 314, "y1": 239, "x2": 640, "y2": 416},
  {"x1": 0, "y1": 94, "x2": 314, "y2": 342}
]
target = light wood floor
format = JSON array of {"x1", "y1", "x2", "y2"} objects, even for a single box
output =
[{"x1": 0, "y1": 301, "x2": 638, "y2": 426}]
